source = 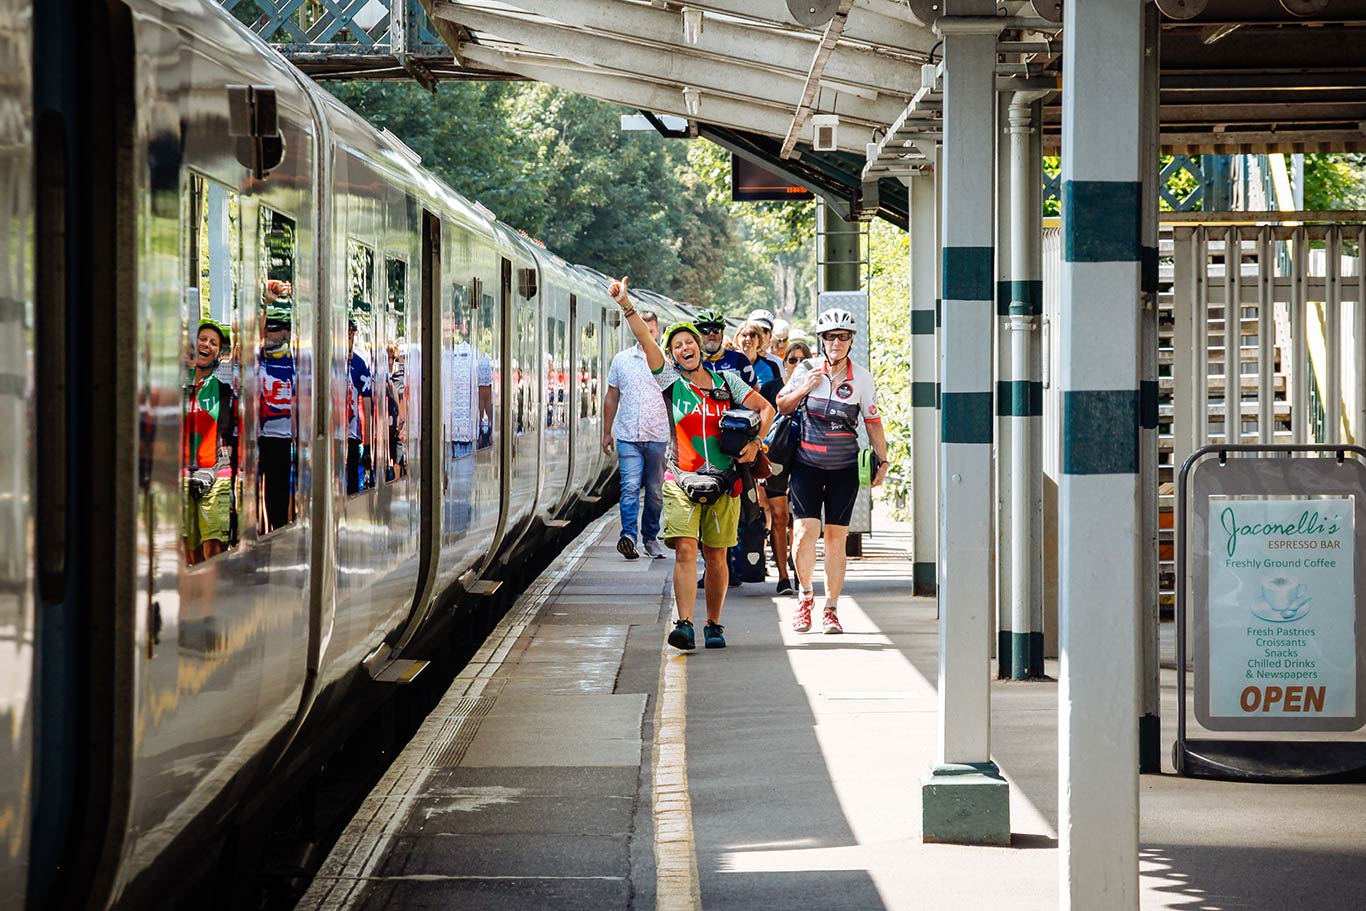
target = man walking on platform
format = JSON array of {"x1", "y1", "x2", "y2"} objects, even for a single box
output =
[
  {"x1": 608, "y1": 277, "x2": 774, "y2": 651},
  {"x1": 603, "y1": 309, "x2": 670, "y2": 560}
]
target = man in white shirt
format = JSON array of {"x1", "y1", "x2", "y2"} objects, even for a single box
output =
[{"x1": 603, "y1": 310, "x2": 671, "y2": 560}]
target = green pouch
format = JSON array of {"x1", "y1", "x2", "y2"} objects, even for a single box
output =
[{"x1": 858, "y1": 448, "x2": 881, "y2": 487}]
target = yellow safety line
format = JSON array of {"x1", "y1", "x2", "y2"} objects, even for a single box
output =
[{"x1": 653, "y1": 611, "x2": 701, "y2": 911}]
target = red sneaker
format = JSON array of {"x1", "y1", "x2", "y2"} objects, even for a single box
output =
[
  {"x1": 792, "y1": 591, "x2": 815, "y2": 632},
  {"x1": 822, "y1": 606, "x2": 843, "y2": 635}
]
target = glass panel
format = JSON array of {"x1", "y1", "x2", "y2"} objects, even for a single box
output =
[
  {"x1": 446, "y1": 282, "x2": 475, "y2": 459},
  {"x1": 183, "y1": 174, "x2": 243, "y2": 564},
  {"x1": 476, "y1": 288, "x2": 495, "y2": 451},
  {"x1": 383, "y1": 257, "x2": 408, "y2": 482},
  {"x1": 346, "y1": 241, "x2": 377, "y2": 494},
  {"x1": 257, "y1": 208, "x2": 297, "y2": 533}
]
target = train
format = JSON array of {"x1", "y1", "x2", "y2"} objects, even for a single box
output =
[{"x1": 0, "y1": 1, "x2": 695, "y2": 907}]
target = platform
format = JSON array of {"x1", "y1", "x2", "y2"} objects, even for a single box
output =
[{"x1": 298, "y1": 508, "x2": 1366, "y2": 911}]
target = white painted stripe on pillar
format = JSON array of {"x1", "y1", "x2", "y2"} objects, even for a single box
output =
[
  {"x1": 941, "y1": 310, "x2": 993, "y2": 390},
  {"x1": 1059, "y1": 261, "x2": 1142, "y2": 389},
  {"x1": 938, "y1": 441, "x2": 992, "y2": 762}
]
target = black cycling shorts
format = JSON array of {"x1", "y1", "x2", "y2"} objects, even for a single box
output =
[
  {"x1": 762, "y1": 470, "x2": 789, "y2": 498},
  {"x1": 788, "y1": 462, "x2": 859, "y2": 526}
]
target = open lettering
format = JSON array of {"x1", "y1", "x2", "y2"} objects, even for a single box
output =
[{"x1": 1239, "y1": 685, "x2": 1326, "y2": 713}]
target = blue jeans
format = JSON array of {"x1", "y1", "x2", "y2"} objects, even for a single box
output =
[{"x1": 617, "y1": 440, "x2": 666, "y2": 542}]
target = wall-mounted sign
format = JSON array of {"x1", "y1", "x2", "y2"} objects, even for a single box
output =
[{"x1": 731, "y1": 155, "x2": 814, "y2": 202}]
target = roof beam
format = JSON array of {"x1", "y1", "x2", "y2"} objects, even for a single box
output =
[
  {"x1": 431, "y1": 2, "x2": 908, "y2": 125},
  {"x1": 456, "y1": 42, "x2": 878, "y2": 149},
  {"x1": 781, "y1": 0, "x2": 854, "y2": 158},
  {"x1": 471, "y1": 0, "x2": 924, "y2": 95},
  {"x1": 648, "y1": 0, "x2": 935, "y2": 53}
]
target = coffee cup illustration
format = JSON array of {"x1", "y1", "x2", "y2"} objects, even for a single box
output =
[{"x1": 1252, "y1": 575, "x2": 1311, "y2": 622}]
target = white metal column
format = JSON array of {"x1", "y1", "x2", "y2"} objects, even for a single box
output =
[
  {"x1": 921, "y1": 0, "x2": 1009, "y2": 847},
  {"x1": 910, "y1": 165, "x2": 939, "y2": 597},
  {"x1": 1059, "y1": 0, "x2": 1144, "y2": 906}
]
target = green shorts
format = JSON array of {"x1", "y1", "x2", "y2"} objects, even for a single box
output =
[
  {"x1": 662, "y1": 479, "x2": 740, "y2": 550},
  {"x1": 183, "y1": 476, "x2": 232, "y2": 551}
]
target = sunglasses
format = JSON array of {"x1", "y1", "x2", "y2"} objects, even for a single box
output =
[
  {"x1": 786, "y1": 355, "x2": 805, "y2": 364},
  {"x1": 821, "y1": 331, "x2": 853, "y2": 342},
  {"x1": 773, "y1": 337, "x2": 788, "y2": 343},
  {"x1": 702, "y1": 384, "x2": 732, "y2": 402},
  {"x1": 696, "y1": 323, "x2": 724, "y2": 334}
]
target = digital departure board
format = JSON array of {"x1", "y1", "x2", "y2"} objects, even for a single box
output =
[{"x1": 730, "y1": 155, "x2": 814, "y2": 202}]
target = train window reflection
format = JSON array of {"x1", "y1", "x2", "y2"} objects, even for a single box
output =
[
  {"x1": 347, "y1": 241, "x2": 377, "y2": 495},
  {"x1": 258, "y1": 208, "x2": 297, "y2": 533},
  {"x1": 476, "y1": 290, "x2": 495, "y2": 452},
  {"x1": 183, "y1": 174, "x2": 242, "y2": 565},
  {"x1": 384, "y1": 257, "x2": 408, "y2": 483}
]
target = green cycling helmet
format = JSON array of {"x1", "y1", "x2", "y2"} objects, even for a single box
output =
[
  {"x1": 692, "y1": 307, "x2": 727, "y2": 329},
  {"x1": 198, "y1": 318, "x2": 231, "y2": 350},
  {"x1": 663, "y1": 321, "x2": 703, "y2": 348},
  {"x1": 264, "y1": 305, "x2": 292, "y2": 328}
]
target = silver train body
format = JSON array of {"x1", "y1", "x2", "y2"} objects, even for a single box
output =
[{"x1": 0, "y1": 1, "x2": 690, "y2": 906}]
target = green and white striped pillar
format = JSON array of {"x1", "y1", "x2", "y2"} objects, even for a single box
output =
[
  {"x1": 910, "y1": 162, "x2": 939, "y2": 598},
  {"x1": 921, "y1": 1, "x2": 1009, "y2": 847},
  {"x1": 1059, "y1": 0, "x2": 1144, "y2": 906}
]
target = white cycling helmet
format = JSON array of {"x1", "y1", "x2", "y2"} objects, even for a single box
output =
[
  {"x1": 816, "y1": 308, "x2": 858, "y2": 335},
  {"x1": 747, "y1": 308, "x2": 776, "y2": 330}
]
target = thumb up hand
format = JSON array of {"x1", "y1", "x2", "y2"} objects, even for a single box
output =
[{"x1": 607, "y1": 275, "x2": 630, "y2": 306}]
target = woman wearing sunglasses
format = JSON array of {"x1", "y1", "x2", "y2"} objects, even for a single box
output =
[
  {"x1": 609, "y1": 277, "x2": 774, "y2": 652},
  {"x1": 783, "y1": 340, "x2": 812, "y2": 380},
  {"x1": 776, "y1": 308, "x2": 888, "y2": 635}
]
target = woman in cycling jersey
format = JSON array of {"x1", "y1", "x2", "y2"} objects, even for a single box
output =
[{"x1": 776, "y1": 308, "x2": 888, "y2": 634}]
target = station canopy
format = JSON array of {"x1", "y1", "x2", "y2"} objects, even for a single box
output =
[{"x1": 404, "y1": 0, "x2": 1366, "y2": 226}]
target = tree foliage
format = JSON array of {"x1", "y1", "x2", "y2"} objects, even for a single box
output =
[
  {"x1": 867, "y1": 219, "x2": 913, "y2": 517},
  {"x1": 326, "y1": 80, "x2": 809, "y2": 309},
  {"x1": 1303, "y1": 154, "x2": 1366, "y2": 211}
]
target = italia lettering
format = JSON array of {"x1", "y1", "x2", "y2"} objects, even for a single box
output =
[{"x1": 1238, "y1": 685, "x2": 1326, "y2": 713}]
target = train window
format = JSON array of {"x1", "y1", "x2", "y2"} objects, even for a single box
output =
[
  {"x1": 514, "y1": 306, "x2": 533, "y2": 437},
  {"x1": 476, "y1": 288, "x2": 495, "y2": 452},
  {"x1": 579, "y1": 322, "x2": 594, "y2": 420},
  {"x1": 257, "y1": 208, "x2": 297, "y2": 534},
  {"x1": 182, "y1": 174, "x2": 243, "y2": 565},
  {"x1": 446, "y1": 282, "x2": 477, "y2": 460},
  {"x1": 383, "y1": 257, "x2": 408, "y2": 483},
  {"x1": 346, "y1": 241, "x2": 377, "y2": 495}
]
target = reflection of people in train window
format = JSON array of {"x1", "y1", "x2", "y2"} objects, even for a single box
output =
[
  {"x1": 346, "y1": 315, "x2": 374, "y2": 493},
  {"x1": 183, "y1": 318, "x2": 237, "y2": 564},
  {"x1": 386, "y1": 339, "x2": 407, "y2": 480},
  {"x1": 448, "y1": 340, "x2": 494, "y2": 453},
  {"x1": 258, "y1": 281, "x2": 295, "y2": 531}
]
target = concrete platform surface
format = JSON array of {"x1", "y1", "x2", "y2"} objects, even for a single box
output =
[{"x1": 298, "y1": 507, "x2": 1366, "y2": 911}]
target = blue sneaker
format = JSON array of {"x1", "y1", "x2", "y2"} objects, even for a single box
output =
[
  {"x1": 668, "y1": 619, "x2": 695, "y2": 651},
  {"x1": 703, "y1": 621, "x2": 726, "y2": 649}
]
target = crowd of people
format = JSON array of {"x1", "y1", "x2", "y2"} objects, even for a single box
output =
[{"x1": 604, "y1": 277, "x2": 886, "y2": 651}]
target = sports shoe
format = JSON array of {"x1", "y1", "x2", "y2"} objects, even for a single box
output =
[
  {"x1": 616, "y1": 536, "x2": 639, "y2": 560},
  {"x1": 822, "y1": 606, "x2": 843, "y2": 635},
  {"x1": 703, "y1": 621, "x2": 726, "y2": 649},
  {"x1": 668, "y1": 619, "x2": 696, "y2": 651},
  {"x1": 643, "y1": 539, "x2": 667, "y2": 559},
  {"x1": 775, "y1": 577, "x2": 794, "y2": 596},
  {"x1": 792, "y1": 591, "x2": 815, "y2": 632}
]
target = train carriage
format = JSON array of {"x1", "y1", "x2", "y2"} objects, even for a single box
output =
[{"x1": 8, "y1": 0, "x2": 688, "y2": 906}]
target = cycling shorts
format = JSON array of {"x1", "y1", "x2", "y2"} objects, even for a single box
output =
[{"x1": 788, "y1": 463, "x2": 859, "y2": 526}]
